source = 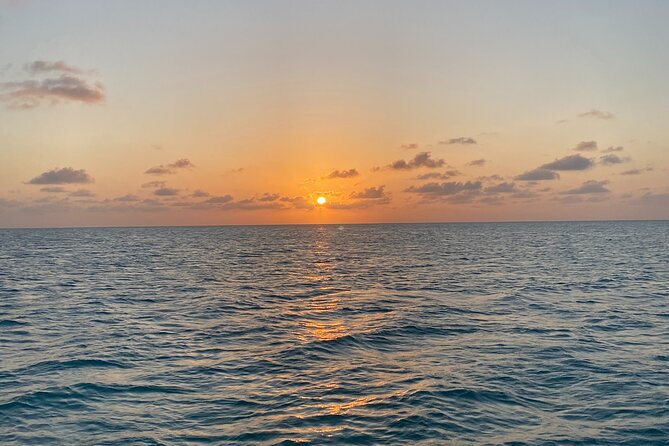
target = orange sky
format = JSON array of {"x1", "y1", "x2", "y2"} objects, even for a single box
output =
[{"x1": 1, "y1": 1, "x2": 668, "y2": 227}]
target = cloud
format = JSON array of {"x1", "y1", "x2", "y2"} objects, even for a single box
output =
[
  {"x1": 404, "y1": 181, "x2": 482, "y2": 197},
  {"x1": 145, "y1": 158, "x2": 195, "y2": 175},
  {"x1": 388, "y1": 152, "x2": 445, "y2": 170},
  {"x1": 168, "y1": 159, "x2": 194, "y2": 169},
  {"x1": 154, "y1": 187, "x2": 180, "y2": 196},
  {"x1": 620, "y1": 168, "x2": 653, "y2": 175},
  {"x1": 25, "y1": 60, "x2": 82, "y2": 75},
  {"x1": 205, "y1": 195, "x2": 234, "y2": 204},
  {"x1": 27, "y1": 167, "x2": 93, "y2": 185},
  {"x1": 258, "y1": 193, "x2": 281, "y2": 202},
  {"x1": 1, "y1": 61, "x2": 104, "y2": 108},
  {"x1": 599, "y1": 154, "x2": 629, "y2": 165},
  {"x1": 280, "y1": 196, "x2": 314, "y2": 210},
  {"x1": 466, "y1": 158, "x2": 486, "y2": 167},
  {"x1": 439, "y1": 137, "x2": 477, "y2": 145},
  {"x1": 114, "y1": 194, "x2": 140, "y2": 202},
  {"x1": 515, "y1": 168, "x2": 560, "y2": 181},
  {"x1": 540, "y1": 154, "x2": 594, "y2": 171},
  {"x1": 191, "y1": 189, "x2": 210, "y2": 198},
  {"x1": 144, "y1": 166, "x2": 172, "y2": 175},
  {"x1": 484, "y1": 182, "x2": 518, "y2": 194},
  {"x1": 141, "y1": 181, "x2": 166, "y2": 189},
  {"x1": 401, "y1": 143, "x2": 419, "y2": 150},
  {"x1": 219, "y1": 198, "x2": 285, "y2": 211},
  {"x1": 578, "y1": 109, "x2": 615, "y2": 120},
  {"x1": 350, "y1": 185, "x2": 387, "y2": 199},
  {"x1": 69, "y1": 189, "x2": 94, "y2": 197},
  {"x1": 560, "y1": 180, "x2": 610, "y2": 195},
  {"x1": 326, "y1": 168, "x2": 359, "y2": 179},
  {"x1": 417, "y1": 170, "x2": 460, "y2": 180},
  {"x1": 572, "y1": 141, "x2": 598, "y2": 152},
  {"x1": 40, "y1": 186, "x2": 66, "y2": 193},
  {"x1": 603, "y1": 146, "x2": 624, "y2": 153}
]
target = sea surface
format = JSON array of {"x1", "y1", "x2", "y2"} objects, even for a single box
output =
[{"x1": 1, "y1": 222, "x2": 668, "y2": 445}]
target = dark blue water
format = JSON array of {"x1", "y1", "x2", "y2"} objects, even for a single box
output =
[{"x1": 1, "y1": 222, "x2": 668, "y2": 445}]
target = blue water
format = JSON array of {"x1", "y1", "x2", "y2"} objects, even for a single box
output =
[{"x1": 1, "y1": 222, "x2": 668, "y2": 445}]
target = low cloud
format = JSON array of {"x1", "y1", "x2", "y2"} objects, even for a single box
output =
[
  {"x1": 27, "y1": 167, "x2": 93, "y2": 185},
  {"x1": 69, "y1": 189, "x2": 94, "y2": 197},
  {"x1": 484, "y1": 182, "x2": 518, "y2": 194},
  {"x1": 258, "y1": 193, "x2": 281, "y2": 201},
  {"x1": 350, "y1": 185, "x2": 387, "y2": 199},
  {"x1": 439, "y1": 137, "x2": 477, "y2": 145},
  {"x1": 280, "y1": 196, "x2": 314, "y2": 210},
  {"x1": 578, "y1": 109, "x2": 615, "y2": 120},
  {"x1": 467, "y1": 158, "x2": 486, "y2": 167},
  {"x1": 515, "y1": 168, "x2": 560, "y2": 181},
  {"x1": 572, "y1": 141, "x2": 598, "y2": 152},
  {"x1": 191, "y1": 189, "x2": 210, "y2": 198},
  {"x1": 388, "y1": 152, "x2": 445, "y2": 170},
  {"x1": 326, "y1": 168, "x2": 359, "y2": 179},
  {"x1": 620, "y1": 168, "x2": 653, "y2": 175},
  {"x1": 603, "y1": 146, "x2": 624, "y2": 153},
  {"x1": 417, "y1": 170, "x2": 460, "y2": 180},
  {"x1": 141, "y1": 181, "x2": 166, "y2": 189},
  {"x1": 40, "y1": 186, "x2": 66, "y2": 193},
  {"x1": 145, "y1": 158, "x2": 194, "y2": 175},
  {"x1": 540, "y1": 154, "x2": 594, "y2": 171},
  {"x1": 114, "y1": 194, "x2": 140, "y2": 202},
  {"x1": 205, "y1": 195, "x2": 234, "y2": 204},
  {"x1": 154, "y1": 187, "x2": 180, "y2": 196},
  {"x1": 404, "y1": 181, "x2": 482, "y2": 197},
  {"x1": 599, "y1": 154, "x2": 629, "y2": 165},
  {"x1": 560, "y1": 180, "x2": 610, "y2": 195},
  {"x1": 401, "y1": 143, "x2": 419, "y2": 150}
]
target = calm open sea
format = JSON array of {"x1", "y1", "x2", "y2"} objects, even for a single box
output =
[{"x1": 1, "y1": 222, "x2": 668, "y2": 445}]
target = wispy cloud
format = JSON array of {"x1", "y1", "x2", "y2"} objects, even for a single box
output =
[
  {"x1": 400, "y1": 143, "x2": 419, "y2": 150},
  {"x1": 620, "y1": 168, "x2": 653, "y2": 175},
  {"x1": 154, "y1": 187, "x2": 180, "y2": 196},
  {"x1": 578, "y1": 109, "x2": 615, "y2": 120},
  {"x1": 572, "y1": 141, "x2": 598, "y2": 152},
  {"x1": 145, "y1": 158, "x2": 195, "y2": 175},
  {"x1": 69, "y1": 189, "x2": 95, "y2": 198},
  {"x1": 466, "y1": 158, "x2": 486, "y2": 167},
  {"x1": 439, "y1": 137, "x2": 477, "y2": 145},
  {"x1": 27, "y1": 167, "x2": 93, "y2": 185},
  {"x1": 603, "y1": 146, "x2": 624, "y2": 153},
  {"x1": 25, "y1": 60, "x2": 83, "y2": 75},
  {"x1": 40, "y1": 186, "x2": 67, "y2": 193},
  {"x1": 404, "y1": 181, "x2": 482, "y2": 197}
]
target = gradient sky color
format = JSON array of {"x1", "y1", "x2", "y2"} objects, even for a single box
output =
[{"x1": 1, "y1": 0, "x2": 668, "y2": 227}]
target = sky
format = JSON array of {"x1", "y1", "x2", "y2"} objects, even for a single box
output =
[{"x1": 1, "y1": 0, "x2": 668, "y2": 227}]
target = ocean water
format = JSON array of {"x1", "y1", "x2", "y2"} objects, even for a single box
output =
[{"x1": 1, "y1": 222, "x2": 668, "y2": 445}]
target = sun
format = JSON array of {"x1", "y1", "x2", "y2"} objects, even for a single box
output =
[{"x1": 316, "y1": 196, "x2": 327, "y2": 205}]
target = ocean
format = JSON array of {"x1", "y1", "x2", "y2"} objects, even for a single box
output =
[{"x1": 1, "y1": 222, "x2": 668, "y2": 445}]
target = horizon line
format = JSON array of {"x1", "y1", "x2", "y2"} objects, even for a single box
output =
[{"x1": 1, "y1": 218, "x2": 667, "y2": 231}]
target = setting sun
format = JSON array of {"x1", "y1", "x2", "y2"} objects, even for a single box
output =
[{"x1": 316, "y1": 196, "x2": 327, "y2": 205}]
